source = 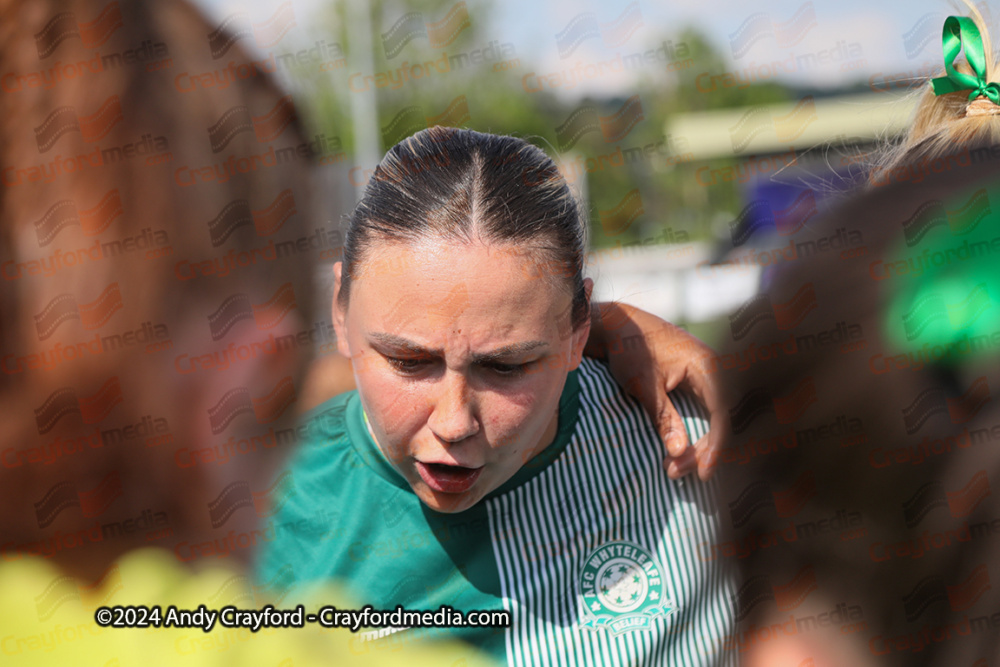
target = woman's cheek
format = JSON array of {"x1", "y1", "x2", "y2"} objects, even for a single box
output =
[
  {"x1": 362, "y1": 374, "x2": 425, "y2": 441},
  {"x1": 484, "y1": 400, "x2": 539, "y2": 448},
  {"x1": 378, "y1": 393, "x2": 422, "y2": 435}
]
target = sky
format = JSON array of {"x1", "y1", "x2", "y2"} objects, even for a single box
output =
[
  {"x1": 193, "y1": 0, "x2": 981, "y2": 97},
  {"x1": 502, "y1": 0, "x2": 958, "y2": 88}
]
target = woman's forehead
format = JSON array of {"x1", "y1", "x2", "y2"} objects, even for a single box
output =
[
  {"x1": 353, "y1": 236, "x2": 561, "y2": 281},
  {"x1": 347, "y1": 240, "x2": 574, "y2": 336}
]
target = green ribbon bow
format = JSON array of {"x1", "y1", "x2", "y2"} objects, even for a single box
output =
[{"x1": 930, "y1": 16, "x2": 1000, "y2": 104}]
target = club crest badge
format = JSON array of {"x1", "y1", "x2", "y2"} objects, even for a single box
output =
[{"x1": 579, "y1": 540, "x2": 677, "y2": 635}]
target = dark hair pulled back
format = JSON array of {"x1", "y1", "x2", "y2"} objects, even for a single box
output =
[{"x1": 340, "y1": 126, "x2": 590, "y2": 329}]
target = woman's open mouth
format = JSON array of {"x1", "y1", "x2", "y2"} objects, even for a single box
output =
[{"x1": 415, "y1": 461, "x2": 484, "y2": 494}]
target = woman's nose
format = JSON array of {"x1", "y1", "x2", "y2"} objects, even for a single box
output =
[{"x1": 427, "y1": 371, "x2": 480, "y2": 443}]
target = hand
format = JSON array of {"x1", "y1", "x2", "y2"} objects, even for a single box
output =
[{"x1": 586, "y1": 302, "x2": 727, "y2": 480}]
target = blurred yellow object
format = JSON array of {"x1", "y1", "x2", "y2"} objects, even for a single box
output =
[{"x1": 0, "y1": 548, "x2": 493, "y2": 667}]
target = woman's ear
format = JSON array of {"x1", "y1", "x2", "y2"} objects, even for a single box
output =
[
  {"x1": 568, "y1": 278, "x2": 594, "y2": 370},
  {"x1": 332, "y1": 262, "x2": 351, "y2": 358}
]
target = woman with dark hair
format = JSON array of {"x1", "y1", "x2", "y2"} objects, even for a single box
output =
[{"x1": 257, "y1": 126, "x2": 735, "y2": 666}]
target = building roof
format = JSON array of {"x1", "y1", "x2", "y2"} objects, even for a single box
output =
[{"x1": 666, "y1": 92, "x2": 919, "y2": 161}]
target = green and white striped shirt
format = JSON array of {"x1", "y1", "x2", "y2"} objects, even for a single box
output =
[{"x1": 257, "y1": 358, "x2": 735, "y2": 666}]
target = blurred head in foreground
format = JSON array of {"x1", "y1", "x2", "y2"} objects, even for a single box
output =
[
  {"x1": 718, "y1": 8, "x2": 1000, "y2": 667},
  {"x1": 0, "y1": 0, "x2": 317, "y2": 580}
]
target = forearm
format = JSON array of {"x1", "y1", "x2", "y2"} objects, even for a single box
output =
[{"x1": 586, "y1": 301, "x2": 707, "y2": 365}]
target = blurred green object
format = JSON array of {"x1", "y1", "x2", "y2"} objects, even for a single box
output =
[{"x1": 883, "y1": 183, "x2": 1000, "y2": 365}]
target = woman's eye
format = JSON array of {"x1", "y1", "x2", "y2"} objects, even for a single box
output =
[
  {"x1": 485, "y1": 362, "x2": 528, "y2": 377},
  {"x1": 386, "y1": 356, "x2": 429, "y2": 373}
]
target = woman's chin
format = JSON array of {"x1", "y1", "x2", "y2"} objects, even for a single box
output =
[{"x1": 414, "y1": 482, "x2": 484, "y2": 514}]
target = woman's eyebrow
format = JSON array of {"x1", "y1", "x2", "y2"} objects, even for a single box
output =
[
  {"x1": 472, "y1": 341, "x2": 548, "y2": 363},
  {"x1": 367, "y1": 333, "x2": 547, "y2": 361},
  {"x1": 368, "y1": 332, "x2": 436, "y2": 354}
]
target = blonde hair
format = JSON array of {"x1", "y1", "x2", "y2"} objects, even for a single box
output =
[{"x1": 871, "y1": 3, "x2": 1000, "y2": 178}]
